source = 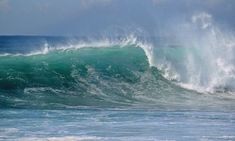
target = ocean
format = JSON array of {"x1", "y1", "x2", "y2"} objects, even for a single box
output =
[{"x1": 0, "y1": 35, "x2": 235, "y2": 141}]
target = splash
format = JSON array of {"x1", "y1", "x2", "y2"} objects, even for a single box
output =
[{"x1": 155, "y1": 12, "x2": 235, "y2": 93}]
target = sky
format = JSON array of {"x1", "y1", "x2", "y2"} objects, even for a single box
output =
[{"x1": 0, "y1": 0, "x2": 235, "y2": 36}]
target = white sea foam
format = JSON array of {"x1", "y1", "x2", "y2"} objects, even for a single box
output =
[{"x1": 19, "y1": 136, "x2": 101, "y2": 141}]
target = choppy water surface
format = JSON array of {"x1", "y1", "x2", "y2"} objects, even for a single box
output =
[{"x1": 0, "y1": 109, "x2": 235, "y2": 141}]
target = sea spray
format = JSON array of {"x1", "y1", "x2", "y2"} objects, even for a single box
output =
[{"x1": 153, "y1": 12, "x2": 235, "y2": 93}]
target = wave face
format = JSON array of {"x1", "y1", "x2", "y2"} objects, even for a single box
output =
[
  {"x1": 0, "y1": 42, "x2": 200, "y2": 109},
  {"x1": 0, "y1": 43, "x2": 188, "y2": 108},
  {"x1": 0, "y1": 45, "x2": 153, "y2": 108}
]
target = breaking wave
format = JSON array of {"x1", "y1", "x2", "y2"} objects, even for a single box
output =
[{"x1": 0, "y1": 12, "x2": 235, "y2": 109}]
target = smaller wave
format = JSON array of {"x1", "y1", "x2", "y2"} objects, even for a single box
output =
[{"x1": 0, "y1": 43, "x2": 49, "y2": 57}]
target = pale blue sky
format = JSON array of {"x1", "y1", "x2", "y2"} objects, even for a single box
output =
[{"x1": 0, "y1": 0, "x2": 234, "y2": 36}]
